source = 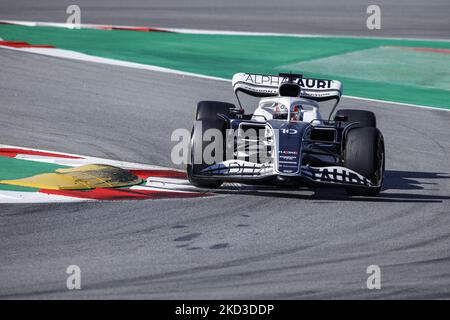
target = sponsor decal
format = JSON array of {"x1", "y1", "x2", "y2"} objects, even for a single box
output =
[
  {"x1": 280, "y1": 128, "x2": 298, "y2": 135},
  {"x1": 278, "y1": 151, "x2": 299, "y2": 162},
  {"x1": 233, "y1": 73, "x2": 342, "y2": 100},
  {"x1": 280, "y1": 150, "x2": 298, "y2": 155},
  {"x1": 302, "y1": 166, "x2": 372, "y2": 186},
  {"x1": 201, "y1": 160, "x2": 273, "y2": 176},
  {"x1": 277, "y1": 150, "x2": 300, "y2": 174},
  {"x1": 279, "y1": 155, "x2": 297, "y2": 161},
  {"x1": 243, "y1": 74, "x2": 333, "y2": 89}
]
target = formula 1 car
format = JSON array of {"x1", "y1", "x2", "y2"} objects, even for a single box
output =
[{"x1": 187, "y1": 73, "x2": 385, "y2": 196}]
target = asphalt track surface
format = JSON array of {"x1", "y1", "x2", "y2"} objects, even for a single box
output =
[
  {"x1": 1, "y1": 0, "x2": 450, "y2": 39},
  {"x1": 1, "y1": 0, "x2": 450, "y2": 299},
  {"x1": 1, "y1": 48, "x2": 449, "y2": 299}
]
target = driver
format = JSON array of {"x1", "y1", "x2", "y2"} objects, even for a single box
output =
[
  {"x1": 290, "y1": 105, "x2": 302, "y2": 121},
  {"x1": 273, "y1": 103, "x2": 288, "y2": 119},
  {"x1": 272, "y1": 103, "x2": 302, "y2": 121}
]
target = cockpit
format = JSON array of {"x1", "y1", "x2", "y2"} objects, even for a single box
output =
[
  {"x1": 252, "y1": 97, "x2": 321, "y2": 123},
  {"x1": 261, "y1": 102, "x2": 303, "y2": 121}
]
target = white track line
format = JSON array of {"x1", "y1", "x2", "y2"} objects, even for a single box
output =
[
  {"x1": 2, "y1": 19, "x2": 450, "y2": 42},
  {"x1": 0, "y1": 144, "x2": 175, "y2": 170},
  {"x1": 164, "y1": 28, "x2": 450, "y2": 43},
  {"x1": 0, "y1": 190, "x2": 93, "y2": 203},
  {"x1": 342, "y1": 95, "x2": 450, "y2": 112},
  {"x1": 0, "y1": 21, "x2": 448, "y2": 111},
  {"x1": 0, "y1": 45, "x2": 227, "y2": 82},
  {"x1": 0, "y1": 144, "x2": 200, "y2": 203},
  {"x1": 1, "y1": 44, "x2": 447, "y2": 112}
]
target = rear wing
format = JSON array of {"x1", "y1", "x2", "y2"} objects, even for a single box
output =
[{"x1": 232, "y1": 73, "x2": 343, "y2": 102}]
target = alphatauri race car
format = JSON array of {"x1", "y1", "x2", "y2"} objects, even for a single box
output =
[{"x1": 187, "y1": 73, "x2": 385, "y2": 196}]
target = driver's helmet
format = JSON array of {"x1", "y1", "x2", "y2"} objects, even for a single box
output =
[
  {"x1": 290, "y1": 104, "x2": 302, "y2": 121},
  {"x1": 272, "y1": 103, "x2": 302, "y2": 121},
  {"x1": 273, "y1": 103, "x2": 288, "y2": 119}
]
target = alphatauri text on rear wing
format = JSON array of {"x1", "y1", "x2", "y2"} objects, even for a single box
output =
[{"x1": 232, "y1": 72, "x2": 343, "y2": 102}]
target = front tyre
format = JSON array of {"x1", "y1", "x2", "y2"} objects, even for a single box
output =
[
  {"x1": 186, "y1": 101, "x2": 233, "y2": 189},
  {"x1": 187, "y1": 163, "x2": 223, "y2": 189},
  {"x1": 344, "y1": 127, "x2": 385, "y2": 196}
]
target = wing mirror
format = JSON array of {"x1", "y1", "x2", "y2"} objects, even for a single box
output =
[
  {"x1": 334, "y1": 114, "x2": 348, "y2": 122},
  {"x1": 230, "y1": 108, "x2": 245, "y2": 119}
]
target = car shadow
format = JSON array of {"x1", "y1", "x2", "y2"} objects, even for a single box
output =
[{"x1": 215, "y1": 170, "x2": 450, "y2": 203}]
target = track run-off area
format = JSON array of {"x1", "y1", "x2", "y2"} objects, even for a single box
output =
[
  {"x1": 0, "y1": 1, "x2": 449, "y2": 298},
  {"x1": 0, "y1": 21, "x2": 450, "y2": 109}
]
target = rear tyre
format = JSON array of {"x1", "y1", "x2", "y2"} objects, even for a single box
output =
[
  {"x1": 344, "y1": 127, "x2": 385, "y2": 196},
  {"x1": 335, "y1": 109, "x2": 376, "y2": 127},
  {"x1": 187, "y1": 101, "x2": 234, "y2": 188}
]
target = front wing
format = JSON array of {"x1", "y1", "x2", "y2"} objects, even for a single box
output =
[{"x1": 197, "y1": 160, "x2": 377, "y2": 188}]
